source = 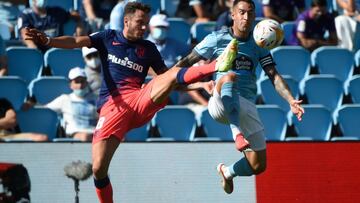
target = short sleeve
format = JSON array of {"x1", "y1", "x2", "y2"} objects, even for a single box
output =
[
  {"x1": 89, "y1": 30, "x2": 108, "y2": 50},
  {"x1": 45, "y1": 95, "x2": 67, "y2": 113},
  {"x1": 194, "y1": 32, "x2": 218, "y2": 60}
]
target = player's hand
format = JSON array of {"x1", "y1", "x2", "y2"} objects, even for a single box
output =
[
  {"x1": 24, "y1": 27, "x2": 49, "y2": 46},
  {"x1": 290, "y1": 99, "x2": 304, "y2": 121},
  {"x1": 203, "y1": 80, "x2": 215, "y2": 95}
]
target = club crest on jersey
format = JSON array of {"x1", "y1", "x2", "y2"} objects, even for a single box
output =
[
  {"x1": 234, "y1": 55, "x2": 254, "y2": 71},
  {"x1": 136, "y1": 46, "x2": 145, "y2": 57}
]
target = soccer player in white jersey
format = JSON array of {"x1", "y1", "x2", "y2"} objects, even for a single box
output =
[{"x1": 176, "y1": 0, "x2": 304, "y2": 194}]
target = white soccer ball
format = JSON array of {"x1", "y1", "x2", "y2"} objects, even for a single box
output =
[{"x1": 253, "y1": 19, "x2": 284, "y2": 50}]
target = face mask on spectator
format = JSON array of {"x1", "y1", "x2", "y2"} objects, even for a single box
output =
[
  {"x1": 74, "y1": 86, "x2": 90, "y2": 97},
  {"x1": 29, "y1": 0, "x2": 47, "y2": 8},
  {"x1": 151, "y1": 27, "x2": 167, "y2": 41},
  {"x1": 85, "y1": 58, "x2": 101, "y2": 69}
]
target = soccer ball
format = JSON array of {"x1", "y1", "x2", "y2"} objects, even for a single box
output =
[{"x1": 253, "y1": 19, "x2": 284, "y2": 50}]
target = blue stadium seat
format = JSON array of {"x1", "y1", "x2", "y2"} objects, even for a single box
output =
[
  {"x1": 125, "y1": 123, "x2": 150, "y2": 141},
  {"x1": 6, "y1": 47, "x2": 43, "y2": 84},
  {"x1": 29, "y1": 76, "x2": 71, "y2": 105},
  {"x1": 281, "y1": 21, "x2": 296, "y2": 45},
  {"x1": 303, "y1": 75, "x2": 343, "y2": 121},
  {"x1": 160, "y1": 0, "x2": 179, "y2": 17},
  {"x1": 257, "y1": 105, "x2": 287, "y2": 141},
  {"x1": 260, "y1": 76, "x2": 299, "y2": 121},
  {"x1": 0, "y1": 76, "x2": 28, "y2": 110},
  {"x1": 332, "y1": 104, "x2": 360, "y2": 140},
  {"x1": 355, "y1": 49, "x2": 360, "y2": 68},
  {"x1": 311, "y1": 46, "x2": 354, "y2": 90},
  {"x1": 63, "y1": 19, "x2": 77, "y2": 36},
  {"x1": 271, "y1": 46, "x2": 311, "y2": 82},
  {"x1": 16, "y1": 107, "x2": 59, "y2": 141},
  {"x1": 194, "y1": 109, "x2": 232, "y2": 141},
  {"x1": 167, "y1": 18, "x2": 191, "y2": 45},
  {"x1": 150, "y1": 106, "x2": 196, "y2": 141},
  {"x1": 46, "y1": 0, "x2": 74, "y2": 11},
  {"x1": 44, "y1": 48, "x2": 84, "y2": 77},
  {"x1": 191, "y1": 21, "x2": 216, "y2": 43},
  {"x1": 348, "y1": 75, "x2": 360, "y2": 103},
  {"x1": 141, "y1": 0, "x2": 161, "y2": 15},
  {"x1": 0, "y1": 22, "x2": 11, "y2": 40},
  {"x1": 286, "y1": 105, "x2": 332, "y2": 141}
]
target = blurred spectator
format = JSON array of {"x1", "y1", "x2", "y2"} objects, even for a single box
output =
[
  {"x1": 82, "y1": 47, "x2": 101, "y2": 95},
  {"x1": 0, "y1": 98, "x2": 48, "y2": 141},
  {"x1": 176, "y1": 0, "x2": 228, "y2": 23},
  {"x1": 146, "y1": 14, "x2": 190, "y2": 68},
  {"x1": 109, "y1": 0, "x2": 138, "y2": 31},
  {"x1": 335, "y1": 0, "x2": 360, "y2": 51},
  {"x1": 45, "y1": 67, "x2": 98, "y2": 142},
  {"x1": 81, "y1": 0, "x2": 118, "y2": 32},
  {"x1": 215, "y1": 0, "x2": 234, "y2": 30},
  {"x1": 18, "y1": 0, "x2": 85, "y2": 52},
  {"x1": 288, "y1": 0, "x2": 337, "y2": 51},
  {"x1": 262, "y1": 0, "x2": 305, "y2": 23},
  {"x1": 0, "y1": 35, "x2": 7, "y2": 76},
  {"x1": 0, "y1": 0, "x2": 26, "y2": 38}
]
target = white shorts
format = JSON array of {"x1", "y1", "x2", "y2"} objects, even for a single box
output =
[{"x1": 208, "y1": 90, "x2": 266, "y2": 151}]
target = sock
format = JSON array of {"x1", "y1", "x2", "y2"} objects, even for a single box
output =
[
  {"x1": 229, "y1": 157, "x2": 254, "y2": 177},
  {"x1": 221, "y1": 82, "x2": 243, "y2": 139},
  {"x1": 94, "y1": 176, "x2": 113, "y2": 203},
  {"x1": 176, "y1": 60, "x2": 216, "y2": 84}
]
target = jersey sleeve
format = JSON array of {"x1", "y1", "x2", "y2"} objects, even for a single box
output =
[
  {"x1": 258, "y1": 48, "x2": 276, "y2": 68},
  {"x1": 89, "y1": 30, "x2": 108, "y2": 50},
  {"x1": 193, "y1": 32, "x2": 218, "y2": 60},
  {"x1": 45, "y1": 95, "x2": 67, "y2": 113},
  {"x1": 17, "y1": 12, "x2": 30, "y2": 30}
]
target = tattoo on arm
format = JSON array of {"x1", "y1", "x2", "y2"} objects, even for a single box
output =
[
  {"x1": 175, "y1": 50, "x2": 205, "y2": 67},
  {"x1": 264, "y1": 65, "x2": 294, "y2": 102}
]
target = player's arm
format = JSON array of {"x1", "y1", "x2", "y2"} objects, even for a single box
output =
[
  {"x1": 263, "y1": 65, "x2": 304, "y2": 120},
  {"x1": 24, "y1": 27, "x2": 91, "y2": 49}
]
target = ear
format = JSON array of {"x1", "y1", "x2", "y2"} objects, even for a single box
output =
[{"x1": 124, "y1": 16, "x2": 129, "y2": 27}]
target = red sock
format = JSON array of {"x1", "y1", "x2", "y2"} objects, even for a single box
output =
[
  {"x1": 176, "y1": 60, "x2": 216, "y2": 84},
  {"x1": 95, "y1": 179, "x2": 113, "y2": 203}
]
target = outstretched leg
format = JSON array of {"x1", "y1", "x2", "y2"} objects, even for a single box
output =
[
  {"x1": 150, "y1": 39, "x2": 238, "y2": 105},
  {"x1": 92, "y1": 136, "x2": 120, "y2": 203}
]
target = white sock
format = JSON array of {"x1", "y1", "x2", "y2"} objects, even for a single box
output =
[
  {"x1": 230, "y1": 124, "x2": 242, "y2": 141},
  {"x1": 223, "y1": 166, "x2": 233, "y2": 179}
]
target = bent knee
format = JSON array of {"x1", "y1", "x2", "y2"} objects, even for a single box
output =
[
  {"x1": 92, "y1": 164, "x2": 108, "y2": 179},
  {"x1": 252, "y1": 162, "x2": 266, "y2": 175}
]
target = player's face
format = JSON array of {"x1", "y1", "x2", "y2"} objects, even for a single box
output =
[
  {"x1": 231, "y1": 1, "x2": 255, "y2": 33},
  {"x1": 124, "y1": 10, "x2": 150, "y2": 40}
]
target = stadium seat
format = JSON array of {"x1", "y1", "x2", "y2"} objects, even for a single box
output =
[
  {"x1": 141, "y1": 0, "x2": 161, "y2": 15},
  {"x1": 167, "y1": 18, "x2": 191, "y2": 45},
  {"x1": 44, "y1": 48, "x2": 84, "y2": 77},
  {"x1": 150, "y1": 106, "x2": 196, "y2": 141},
  {"x1": 194, "y1": 109, "x2": 232, "y2": 141},
  {"x1": 260, "y1": 76, "x2": 299, "y2": 122},
  {"x1": 191, "y1": 21, "x2": 216, "y2": 43},
  {"x1": 125, "y1": 123, "x2": 150, "y2": 141},
  {"x1": 16, "y1": 107, "x2": 59, "y2": 141},
  {"x1": 281, "y1": 21, "x2": 296, "y2": 45},
  {"x1": 6, "y1": 47, "x2": 43, "y2": 84},
  {"x1": 303, "y1": 75, "x2": 343, "y2": 121},
  {"x1": 257, "y1": 105, "x2": 287, "y2": 141},
  {"x1": 29, "y1": 76, "x2": 71, "y2": 105},
  {"x1": 311, "y1": 46, "x2": 354, "y2": 91},
  {"x1": 46, "y1": 0, "x2": 74, "y2": 11},
  {"x1": 271, "y1": 46, "x2": 311, "y2": 82},
  {"x1": 348, "y1": 75, "x2": 360, "y2": 103},
  {"x1": 286, "y1": 105, "x2": 332, "y2": 141},
  {"x1": 0, "y1": 76, "x2": 28, "y2": 110},
  {"x1": 331, "y1": 104, "x2": 360, "y2": 140},
  {"x1": 63, "y1": 19, "x2": 77, "y2": 36},
  {"x1": 0, "y1": 22, "x2": 11, "y2": 40},
  {"x1": 160, "y1": 0, "x2": 179, "y2": 17},
  {"x1": 355, "y1": 49, "x2": 360, "y2": 68}
]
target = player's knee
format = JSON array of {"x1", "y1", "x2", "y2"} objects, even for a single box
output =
[
  {"x1": 251, "y1": 161, "x2": 266, "y2": 175},
  {"x1": 92, "y1": 164, "x2": 107, "y2": 179}
]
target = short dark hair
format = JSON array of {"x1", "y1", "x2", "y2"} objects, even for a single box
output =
[
  {"x1": 124, "y1": 2, "x2": 151, "y2": 16},
  {"x1": 311, "y1": 0, "x2": 327, "y2": 7},
  {"x1": 233, "y1": 0, "x2": 255, "y2": 9}
]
